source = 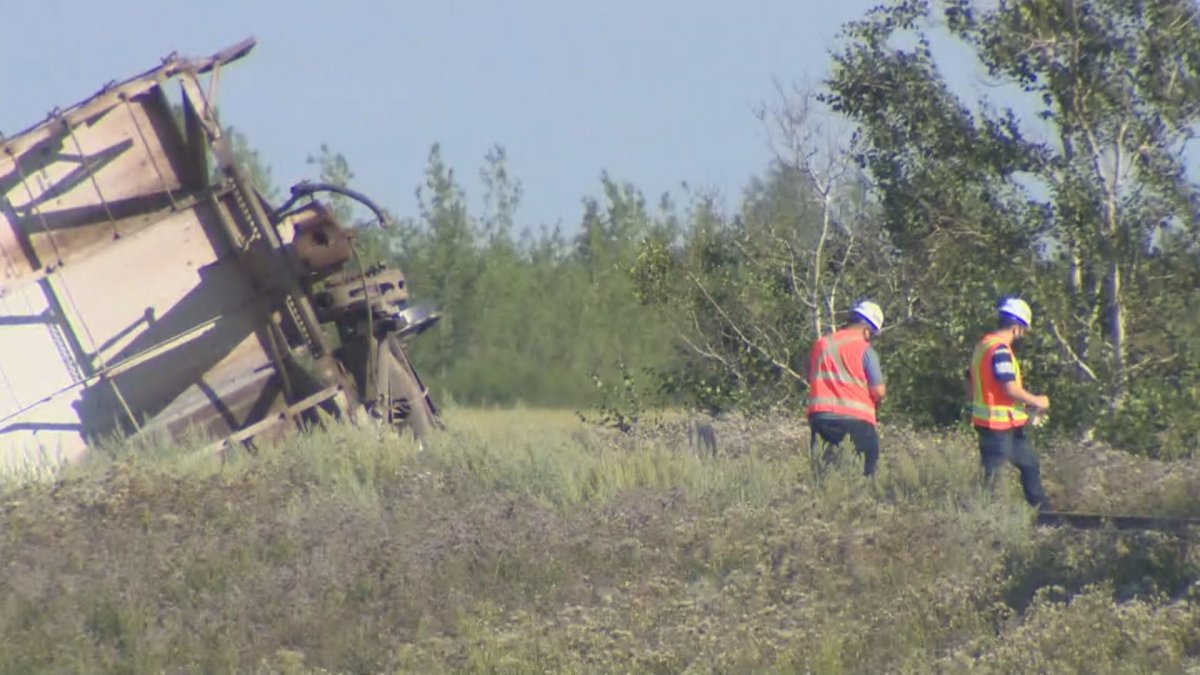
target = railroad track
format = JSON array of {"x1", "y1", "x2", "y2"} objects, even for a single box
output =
[{"x1": 1037, "y1": 511, "x2": 1200, "y2": 534}]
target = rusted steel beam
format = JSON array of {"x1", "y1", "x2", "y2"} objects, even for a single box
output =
[
  {"x1": 0, "y1": 38, "x2": 256, "y2": 159},
  {"x1": 177, "y1": 70, "x2": 331, "y2": 363},
  {"x1": 201, "y1": 384, "x2": 344, "y2": 455},
  {"x1": 180, "y1": 37, "x2": 256, "y2": 75}
]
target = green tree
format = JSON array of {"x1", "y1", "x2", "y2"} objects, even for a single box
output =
[
  {"x1": 305, "y1": 143, "x2": 357, "y2": 224},
  {"x1": 649, "y1": 83, "x2": 887, "y2": 416},
  {"x1": 169, "y1": 103, "x2": 279, "y2": 200},
  {"x1": 824, "y1": 0, "x2": 1200, "y2": 452},
  {"x1": 217, "y1": 125, "x2": 280, "y2": 201},
  {"x1": 401, "y1": 144, "x2": 483, "y2": 385}
]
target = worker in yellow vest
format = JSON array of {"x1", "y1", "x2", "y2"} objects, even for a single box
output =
[
  {"x1": 968, "y1": 297, "x2": 1051, "y2": 509},
  {"x1": 806, "y1": 300, "x2": 887, "y2": 477}
]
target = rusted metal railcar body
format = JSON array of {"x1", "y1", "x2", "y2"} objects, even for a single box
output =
[{"x1": 0, "y1": 38, "x2": 441, "y2": 471}]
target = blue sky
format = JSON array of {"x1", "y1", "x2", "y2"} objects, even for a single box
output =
[{"x1": 2, "y1": 0, "x2": 982, "y2": 232}]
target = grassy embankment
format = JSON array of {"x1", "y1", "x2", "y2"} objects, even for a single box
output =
[{"x1": 2, "y1": 407, "x2": 1198, "y2": 673}]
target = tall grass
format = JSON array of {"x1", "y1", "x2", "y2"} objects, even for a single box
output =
[{"x1": 1, "y1": 408, "x2": 1197, "y2": 673}]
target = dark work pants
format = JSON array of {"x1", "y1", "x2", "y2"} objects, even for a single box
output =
[
  {"x1": 809, "y1": 415, "x2": 880, "y2": 477},
  {"x1": 975, "y1": 425, "x2": 1048, "y2": 508}
]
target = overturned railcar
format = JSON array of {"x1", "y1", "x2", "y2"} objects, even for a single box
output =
[{"x1": 0, "y1": 38, "x2": 441, "y2": 470}]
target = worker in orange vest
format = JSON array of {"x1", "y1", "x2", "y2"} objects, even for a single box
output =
[
  {"x1": 806, "y1": 300, "x2": 887, "y2": 477},
  {"x1": 967, "y1": 297, "x2": 1051, "y2": 509}
]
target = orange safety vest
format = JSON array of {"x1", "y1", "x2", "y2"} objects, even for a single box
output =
[
  {"x1": 806, "y1": 327, "x2": 877, "y2": 425},
  {"x1": 969, "y1": 332, "x2": 1029, "y2": 430}
]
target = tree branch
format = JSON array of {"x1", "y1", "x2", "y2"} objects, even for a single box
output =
[
  {"x1": 1126, "y1": 354, "x2": 1179, "y2": 377},
  {"x1": 679, "y1": 328, "x2": 733, "y2": 371},
  {"x1": 688, "y1": 272, "x2": 807, "y2": 382},
  {"x1": 1049, "y1": 318, "x2": 1100, "y2": 382}
]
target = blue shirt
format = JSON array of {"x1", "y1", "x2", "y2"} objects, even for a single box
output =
[
  {"x1": 991, "y1": 345, "x2": 1016, "y2": 383},
  {"x1": 863, "y1": 346, "x2": 884, "y2": 387}
]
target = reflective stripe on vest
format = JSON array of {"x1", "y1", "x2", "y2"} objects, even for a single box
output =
[
  {"x1": 807, "y1": 396, "x2": 877, "y2": 416},
  {"x1": 970, "y1": 333, "x2": 1028, "y2": 430},
  {"x1": 810, "y1": 334, "x2": 869, "y2": 388},
  {"x1": 806, "y1": 328, "x2": 876, "y2": 425}
]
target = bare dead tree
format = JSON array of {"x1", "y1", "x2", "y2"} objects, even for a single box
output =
[
  {"x1": 754, "y1": 77, "x2": 863, "y2": 338},
  {"x1": 674, "y1": 79, "x2": 870, "y2": 401}
]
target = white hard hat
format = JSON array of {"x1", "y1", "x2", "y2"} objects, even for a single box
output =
[
  {"x1": 997, "y1": 297, "x2": 1032, "y2": 327},
  {"x1": 851, "y1": 300, "x2": 884, "y2": 332}
]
